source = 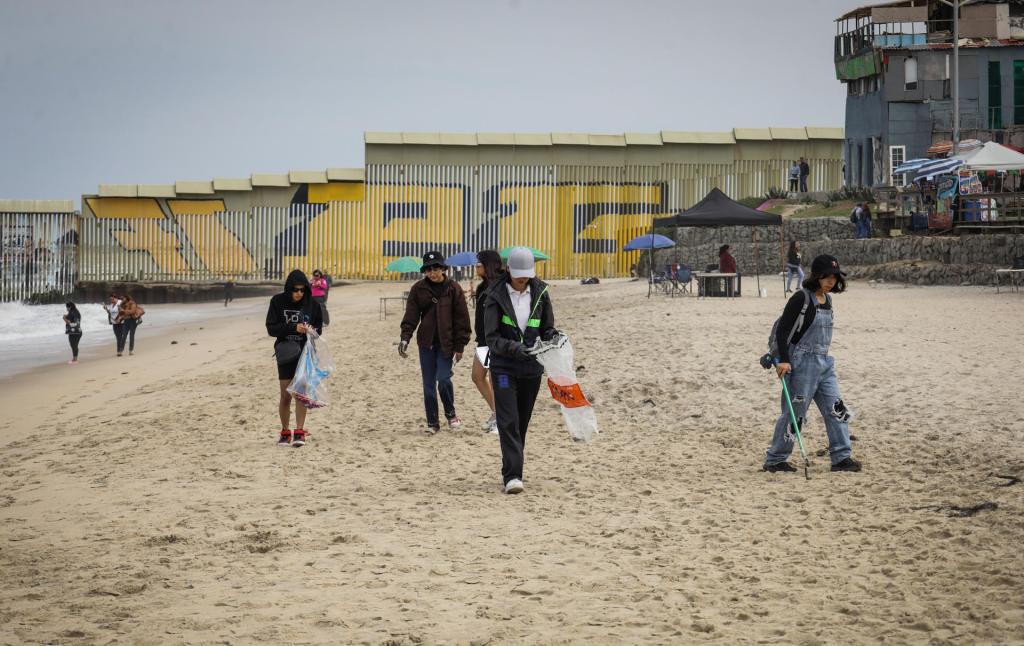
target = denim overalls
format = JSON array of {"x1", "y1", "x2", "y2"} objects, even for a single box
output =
[{"x1": 765, "y1": 293, "x2": 853, "y2": 467}]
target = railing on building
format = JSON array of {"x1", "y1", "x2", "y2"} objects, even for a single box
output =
[{"x1": 1, "y1": 212, "x2": 79, "y2": 303}]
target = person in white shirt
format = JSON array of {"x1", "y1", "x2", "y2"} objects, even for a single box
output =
[
  {"x1": 103, "y1": 293, "x2": 127, "y2": 356},
  {"x1": 481, "y1": 247, "x2": 556, "y2": 494}
]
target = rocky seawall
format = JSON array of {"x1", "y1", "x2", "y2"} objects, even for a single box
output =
[{"x1": 655, "y1": 217, "x2": 1024, "y2": 286}]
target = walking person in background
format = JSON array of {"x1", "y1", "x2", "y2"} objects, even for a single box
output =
[
  {"x1": 763, "y1": 254, "x2": 861, "y2": 474},
  {"x1": 788, "y1": 161, "x2": 800, "y2": 193},
  {"x1": 483, "y1": 247, "x2": 556, "y2": 494},
  {"x1": 784, "y1": 240, "x2": 804, "y2": 294},
  {"x1": 799, "y1": 157, "x2": 810, "y2": 193},
  {"x1": 224, "y1": 280, "x2": 234, "y2": 307},
  {"x1": 471, "y1": 250, "x2": 504, "y2": 435},
  {"x1": 850, "y1": 203, "x2": 864, "y2": 237},
  {"x1": 399, "y1": 251, "x2": 472, "y2": 435},
  {"x1": 266, "y1": 269, "x2": 324, "y2": 447},
  {"x1": 860, "y1": 204, "x2": 873, "y2": 238},
  {"x1": 117, "y1": 294, "x2": 145, "y2": 356},
  {"x1": 103, "y1": 293, "x2": 125, "y2": 356},
  {"x1": 63, "y1": 302, "x2": 82, "y2": 364},
  {"x1": 310, "y1": 269, "x2": 330, "y2": 326}
]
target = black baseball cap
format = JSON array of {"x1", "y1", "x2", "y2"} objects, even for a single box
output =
[{"x1": 810, "y1": 254, "x2": 846, "y2": 276}]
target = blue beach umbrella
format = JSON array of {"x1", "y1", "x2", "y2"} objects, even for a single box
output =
[
  {"x1": 623, "y1": 233, "x2": 676, "y2": 251},
  {"x1": 446, "y1": 251, "x2": 479, "y2": 267},
  {"x1": 892, "y1": 158, "x2": 930, "y2": 175},
  {"x1": 915, "y1": 158, "x2": 965, "y2": 181}
]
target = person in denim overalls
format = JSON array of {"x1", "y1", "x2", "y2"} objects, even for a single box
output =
[{"x1": 764, "y1": 254, "x2": 861, "y2": 473}]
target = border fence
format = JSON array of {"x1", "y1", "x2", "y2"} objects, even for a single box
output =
[
  {"x1": 4, "y1": 158, "x2": 843, "y2": 302},
  {"x1": 1, "y1": 212, "x2": 78, "y2": 303}
]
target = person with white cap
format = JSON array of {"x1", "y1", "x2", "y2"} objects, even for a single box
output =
[
  {"x1": 399, "y1": 250, "x2": 472, "y2": 435},
  {"x1": 482, "y1": 246, "x2": 557, "y2": 494}
]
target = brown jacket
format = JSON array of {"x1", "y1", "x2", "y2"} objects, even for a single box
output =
[
  {"x1": 117, "y1": 301, "x2": 145, "y2": 322},
  {"x1": 400, "y1": 278, "x2": 471, "y2": 357}
]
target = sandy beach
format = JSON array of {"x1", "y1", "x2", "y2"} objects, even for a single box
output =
[{"x1": 1, "y1": 280, "x2": 1022, "y2": 644}]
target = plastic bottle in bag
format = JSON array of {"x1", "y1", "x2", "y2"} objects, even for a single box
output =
[{"x1": 531, "y1": 333, "x2": 598, "y2": 443}]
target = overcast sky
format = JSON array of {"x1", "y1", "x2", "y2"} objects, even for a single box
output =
[{"x1": 0, "y1": 0, "x2": 854, "y2": 200}]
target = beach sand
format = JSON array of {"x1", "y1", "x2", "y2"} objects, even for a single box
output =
[{"x1": 1, "y1": 280, "x2": 1022, "y2": 644}]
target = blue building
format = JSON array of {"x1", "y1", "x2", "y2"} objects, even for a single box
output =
[{"x1": 836, "y1": 0, "x2": 1024, "y2": 186}]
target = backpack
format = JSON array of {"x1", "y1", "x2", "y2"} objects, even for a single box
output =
[
  {"x1": 849, "y1": 208, "x2": 859, "y2": 224},
  {"x1": 767, "y1": 289, "x2": 813, "y2": 360}
]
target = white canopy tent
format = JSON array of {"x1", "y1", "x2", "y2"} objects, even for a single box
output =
[{"x1": 954, "y1": 141, "x2": 1024, "y2": 171}]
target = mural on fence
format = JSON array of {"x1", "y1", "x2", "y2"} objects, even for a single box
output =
[
  {"x1": 80, "y1": 175, "x2": 674, "y2": 281},
  {"x1": 78, "y1": 157, "x2": 842, "y2": 282}
]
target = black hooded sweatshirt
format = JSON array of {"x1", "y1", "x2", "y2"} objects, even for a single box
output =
[{"x1": 266, "y1": 270, "x2": 324, "y2": 350}]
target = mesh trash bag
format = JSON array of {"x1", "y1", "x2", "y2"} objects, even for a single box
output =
[
  {"x1": 286, "y1": 329, "x2": 336, "y2": 409},
  {"x1": 530, "y1": 333, "x2": 598, "y2": 443}
]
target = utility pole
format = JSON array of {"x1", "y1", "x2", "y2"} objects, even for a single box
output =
[{"x1": 938, "y1": 0, "x2": 962, "y2": 154}]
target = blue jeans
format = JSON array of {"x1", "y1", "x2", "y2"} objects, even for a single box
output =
[
  {"x1": 785, "y1": 263, "x2": 804, "y2": 292},
  {"x1": 765, "y1": 351, "x2": 853, "y2": 467},
  {"x1": 418, "y1": 345, "x2": 455, "y2": 427}
]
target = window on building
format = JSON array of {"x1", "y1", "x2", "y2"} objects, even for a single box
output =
[
  {"x1": 905, "y1": 58, "x2": 918, "y2": 90},
  {"x1": 1014, "y1": 61, "x2": 1024, "y2": 124},
  {"x1": 989, "y1": 61, "x2": 1003, "y2": 129},
  {"x1": 889, "y1": 145, "x2": 906, "y2": 186},
  {"x1": 867, "y1": 75, "x2": 878, "y2": 93}
]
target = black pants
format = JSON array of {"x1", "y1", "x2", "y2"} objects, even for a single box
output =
[
  {"x1": 314, "y1": 296, "x2": 329, "y2": 326},
  {"x1": 112, "y1": 323, "x2": 127, "y2": 354},
  {"x1": 492, "y1": 372, "x2": 543, "y2": 484},
  {"x1": 68, "y1": 333, "x2": 82, "y2": 359},
  {"x1": 124, "y1": 318, "x2": 138, "y2": 352}
]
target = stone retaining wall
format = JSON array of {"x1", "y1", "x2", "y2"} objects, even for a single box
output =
[{"x1": 655, "y1": 217, "x2": 1024, "y2": 285}]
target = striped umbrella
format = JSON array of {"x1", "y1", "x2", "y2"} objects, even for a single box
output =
[
  {"x1": 914, "y1": 158, "x2": 965, "y2": 180},
  {"x1": 892, "y1": 158, "x2": 930, "y2": 174}
]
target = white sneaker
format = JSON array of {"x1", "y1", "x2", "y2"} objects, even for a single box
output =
[
  {"x1": 424, "y1": 425, "x2": 440, "y2": 435},
  {"x1": 489, "y1": 420, "x2": 499, "y2": 435},
  {"x1": 447, "y1": 415, "x2": 463, "y2": 430},
  {"x1": 504, "y1": 479, "x2": 524, "y2": 495},
  {"x1": 481, "y1": 412, "x2": 496, "y2": 430}
]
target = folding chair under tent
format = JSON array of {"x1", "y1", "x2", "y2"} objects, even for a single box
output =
[{"x1": 652, "y1": 187, "x2": 784, "y2": 296}]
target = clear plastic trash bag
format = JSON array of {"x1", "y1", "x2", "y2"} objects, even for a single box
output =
[
  {"x1": 287, "y1": 329, "x2": 336, "y2": 409},
  {"x1": 530, "y1": 332, "x2": 598, "y2": 443}
]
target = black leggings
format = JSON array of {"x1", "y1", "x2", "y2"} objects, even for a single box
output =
[{"x1": 68, "y1": 333, "x2": 82, "y2": 359}]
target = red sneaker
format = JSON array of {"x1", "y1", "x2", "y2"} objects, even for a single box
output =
[
  {"x1": 291, "y1": 429, "x2": 306, "y2": 448},
  {"x1": 277, "y1": 430, "x2": 291, "y2": 447}
]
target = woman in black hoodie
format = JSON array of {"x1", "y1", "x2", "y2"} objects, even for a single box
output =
[{"x1": 266, "y1": 269, "x2": 324, "y2": 447}]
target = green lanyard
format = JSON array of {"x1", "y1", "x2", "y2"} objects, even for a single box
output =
[{"x1": 501, "y1": 285, "x2": 548, "y2": 342}]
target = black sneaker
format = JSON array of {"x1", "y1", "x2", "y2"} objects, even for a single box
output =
[
  {"x1": 762, "y1": 462, "x2": 797, "y2": 473},
  {"x1": 830, "y1": 457, "x2": 862, "y2": 472}
]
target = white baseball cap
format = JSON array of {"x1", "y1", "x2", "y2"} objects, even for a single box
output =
[{"x1": 507, "y1": 247, "x2": 536, "y2": 278}]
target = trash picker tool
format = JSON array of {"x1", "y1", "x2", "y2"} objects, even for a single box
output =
[{"x1": 780, "y1": 375, "x2": 810, "y2": 480}]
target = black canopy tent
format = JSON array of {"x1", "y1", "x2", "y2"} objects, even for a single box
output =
[{"x1": 652, "y1": 188, "x2": 784, "y2": 296}]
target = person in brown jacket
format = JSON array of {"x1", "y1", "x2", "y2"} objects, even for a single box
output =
[
  {"x1": 398, "y1": 250, "x2": 472, "y2": 434},
  {"x1": 116, "y1": 294, "x2": 145, "y2": 356}
]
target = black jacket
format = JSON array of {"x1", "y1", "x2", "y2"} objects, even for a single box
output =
[
  {"x1": 775, "y1": 288, "x2": 830, "y2": 364},
  {"x1": 266, "y1": 269, "x2": 324, "y2": 349},
  {"x1": 482, "y1": 276, "x2": 555, "y2": 378}
]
